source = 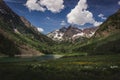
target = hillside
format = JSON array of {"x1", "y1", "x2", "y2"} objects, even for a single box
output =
[
  {"x1": 0, "y1": 0, "x2": 54, "y2": 56},
  {"x1": 73, "y1": 9, "x2": 120, "y2": 55},
  {"x1": 0, "y1": 0, "x2": 120, "y2": 56}
]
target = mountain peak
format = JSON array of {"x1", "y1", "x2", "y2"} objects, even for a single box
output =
[
  {"x1": 67, "y1": 25, "x2": 78, "y2": 29},
  {"x1": 47, "y1": 26, "x2": 98, "y2": 42},
  {"x1": 59, "y1": 26, "x2": 67, "y2": 32}
]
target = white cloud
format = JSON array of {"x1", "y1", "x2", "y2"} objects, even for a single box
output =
[
  {"x1": 25, "y1": 0, "x2": 46, "y2": 12},
  {"x1": 67, "y1": 0, "x2": 95, "y2": 25},
  {"x1": 37, "y1": 27, "x2": 44, "y2": 32},
  {"x1": 40, "y1": 0, "x2": 64, "y2": 13},
  {"x1": 46, "y1": 17, "x2": 50, "y2": 20},
  {"x1": 93, "y1": 21, "x2": 102, "y2": 26},
  {"x1": 98, "y1": 13, "x2": 106, "y2": 20},
  {"x1": 67, "y1": 0, "x2": 102, "y2": 27},
  {"x1": 118, "y1": 1, "x2": 120, "y2": 5},
  {"x1": 25, "y1": 0, "x2": 64, "y2": 13},
  {"x1": 60, "y1": 20, "x2": 67, "y2": 26}
]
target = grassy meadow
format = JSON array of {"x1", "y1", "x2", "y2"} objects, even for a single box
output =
[{"x1": 0, "y1": 54, "x2": 120, "y2": 80}]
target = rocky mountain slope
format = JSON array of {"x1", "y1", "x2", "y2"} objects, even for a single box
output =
[
  {"x1": 47, "y1": 26, "x2": 98, "y2": 41},
  {"x1": 0, "y1": 0, "x2": 54, "y2": 56},
  {"x1": 93, "y1": 9, "x2": 120, "y2": 38}
]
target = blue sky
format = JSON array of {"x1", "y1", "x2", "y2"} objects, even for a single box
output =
[{"x1": 4, "y1": 0, "x2": 120, "y2": 34}]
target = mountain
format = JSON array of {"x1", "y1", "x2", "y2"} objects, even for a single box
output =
[
  {"x1": 0, "y1": 0, "x2": 54, "y2": 56},
  {"x1": 73, "y1": 9, "x2": 120, "y2": 55},
  {"x1": 93, "y1": 9, "x2": 120, "y2": 38},
  {"x1": 47, "y1": 26, "x2": 98, "y2": 42},
  {"x1": 47, "y1": 27, "x2": 67, "y2": 41}
]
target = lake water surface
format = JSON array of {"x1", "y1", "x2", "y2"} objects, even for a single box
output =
[{"x1": 0, "y1": 54, "x2": 64, "y2": 63}]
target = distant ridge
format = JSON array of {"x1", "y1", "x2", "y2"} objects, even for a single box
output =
[{"x1": 47, "y1": 25, "x2": 98, "y2": 42}]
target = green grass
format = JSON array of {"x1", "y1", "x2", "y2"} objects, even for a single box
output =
[
  {"x1": 73, "y1": 31, "x2": 120, "y2": 55},
  {"x1": 0, "y1": 54, "x2": 120, "y2": 80}
]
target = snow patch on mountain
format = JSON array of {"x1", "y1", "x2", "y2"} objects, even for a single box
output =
[
  {"x1": 47, "y1": 26, "x2": 98, "y2": 41},
  {"x1": 47, "y1": 30, "x2": 65, "y2": 41}
]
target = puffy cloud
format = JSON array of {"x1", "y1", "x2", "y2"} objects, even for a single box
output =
[
  {"x1": 118, "y1": 1, "x2": 120, "y2": 5},
  {"x1": 67, "y1": 0, "x2": 102, "y2": 27},
  {"x1": 37, "y1": 27, "x2": 44, "y2": 32},
  {"x1": 25, "y1": 0, "x2": 46, "y2": 12},
  {"x1": 67, "y1": 0, "x2": 95, "y2": 25},
  {"x1": 25, "y1": 0, "x2": 64, "y2": 13},
  {"x1": 40, "y1": 0, "x2": 64, "y2": 13},
  {"x1": 93, "y1": 21, "x2": 102, "y2": 26},
  {"x1": 60, "y1": 20, "x2": 67, "y2": 26},
  {"x1": 98, "y1": 13, "x2": 106, "y2": 20},
  {"x1": 46, "y1": 17, "x2": 50, "y2": 20}
]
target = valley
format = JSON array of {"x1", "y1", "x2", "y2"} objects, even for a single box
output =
[{"x1": 0, "y1": 0, "x2": 120, "y2": 80}]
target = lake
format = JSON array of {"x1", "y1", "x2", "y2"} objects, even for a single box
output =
[{"x1": 0, "y1": 54, "x2": 64, "y2": 63}]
